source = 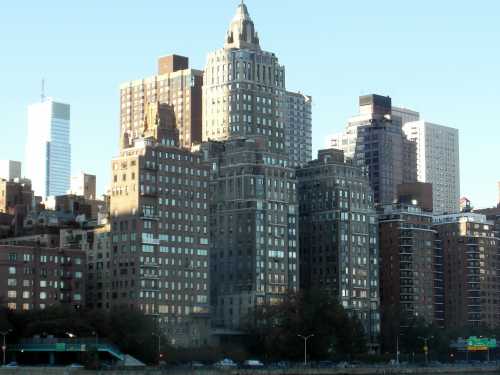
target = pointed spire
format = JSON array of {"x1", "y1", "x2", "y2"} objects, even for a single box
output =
[{"x1": 225, "y1": 1, "x2": 260, "y2": 50}]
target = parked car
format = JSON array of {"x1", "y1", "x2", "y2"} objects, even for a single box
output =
[
  {"x1": 68, "y1": 363, "x2": 84, "y2": 368},
  {"x1": 214, "y1": 358, "x2": 238, "y2": 368},
  {"x1": 5, "y1": 362, "x2": 18, "y2": 368},
  {"x1": 243, "y1": 359, "x2": 264, "y2": 368}
]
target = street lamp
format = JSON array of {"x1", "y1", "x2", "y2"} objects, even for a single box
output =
[
  {"x1": 92, "y1": 331, "x2": 98, "y2": 348},
  {"x1": 152, "y1": 333, "x2": 161, "y2": 365},
  {"x1": 418, "y1": 336, "x2": 434, "y2": 365},
  {"x1": 297, "y1": 334, "x2": 314, "y2": 366},
  {"x1": 0, "y1": 329, "x2": 12, "y2": 365},
  {"x1": 65, "y1": 332, "x2": 76, "y2": 339}
]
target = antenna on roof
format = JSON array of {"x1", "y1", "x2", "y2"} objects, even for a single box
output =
[{"x1": 41, "y1": 78, "x2": 46, "y2": 102}]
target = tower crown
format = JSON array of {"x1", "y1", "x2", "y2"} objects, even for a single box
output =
[{"x1": 225, "y1": 2, "x2": 260, "y2": 51}]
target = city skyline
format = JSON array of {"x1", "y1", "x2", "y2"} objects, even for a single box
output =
[{"x1": 1, "y1": 1, "x2": 499, "y2": 207}]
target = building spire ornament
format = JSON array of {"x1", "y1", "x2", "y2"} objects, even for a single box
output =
[{"x1": 225, "y1": 1, "x2": 260, "y2": 50}]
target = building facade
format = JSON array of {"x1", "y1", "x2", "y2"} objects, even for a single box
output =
[
  {"x1": 378, "y1": 204, "x2": 443, "y2": 343},
  {"x1": 25, "y1": 99, "x2": 71, "y2": 199},
  {"x1": 403, "y1": 121, "x2": 460, "y2": 214},
  {"x1": 0, "y1": 244, "x2": 85, "y2": 311},
  {"x1": 434, "y1": 213, "x2": 500, "y2": 329},
  {"x1": 297, "y1": 149, "x2": 379, "y2": 342},
  {"x1": 109, "y1": 102, "x2": 210, "y2": 346},
  {"x1": 0, "y1": 179, "x2": 33, "y2": 215},
  {"x1": 285, "y1": 91, "x2": 312, "y2": 167},
  {"x1": 205, "y1": 138, "x2": 299, "y2": 329},
  {"x1": 70, "y1": 173, "x2": 97, "y2": 200},
  {"x1": 119, "y1": 55, "x2": 203, "y2": 150},
  {"x1": 391, "y1": 106, "x2": 420, "y2": 126},
  {"x1": 329, "y1": 95, "x2": 417, "y2": 205},
  {"x1": 0, "y1": 160, "x2": 22, "y2": 181}
]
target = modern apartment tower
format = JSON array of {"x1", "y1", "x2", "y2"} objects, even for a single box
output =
[
  {"x1": 119, "y1": 54, "x2": 203, "y2": 150},
  {"x1": 403, "y1": 121, "x2": 460, "y2": 214},
  {"x1": 329, "y1": 95, "x2": 417, "y2": 205},
  {"x1": 378, "y1": 203, "x2": 444, "y2": 347},
  {"x1": 203, "y1": 3, "x2": 299, "y2": 329},
  {"x1": 109, "y1": 102, "x2": 210, "y2": 346},
  {"x1": 285, "y1": 91, "x2": 312, "y2": 167},
  {"x1": 25, "y1": 99, "x2": 71, "y2": 198},
  {"x1": 297, "y1": 149, "x2": 380, "y2": 343},
  {"x1": 434, "y1": 213, "x2": 500, "y2": 329}
]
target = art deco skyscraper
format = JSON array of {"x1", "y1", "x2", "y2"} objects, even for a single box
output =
[
  {"x1": 203, "y1": 3, "x2": 299, "y2": 329},
  {"x1": 25, "y1": 98, "x2": 71, "y2": 198},
  {"x1": 202, "y1": 3, "x2": 286, "y2": 155}
]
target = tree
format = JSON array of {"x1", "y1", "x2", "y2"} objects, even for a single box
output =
[{"x1": 245, "y1": 289, "x2": 369, "y2": 360}]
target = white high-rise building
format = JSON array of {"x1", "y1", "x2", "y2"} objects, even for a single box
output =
[
  {"x1": 0, "y1": 160, "x2": 21, "y2": 181},
  {"x1": 25, "y1": 99, "x2": 71, "y2": 198},
  {"x1": 403, "y1": 121, "x2": 460, "y2": 214}
]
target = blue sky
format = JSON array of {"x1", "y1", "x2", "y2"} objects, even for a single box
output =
[{"x1": 0, "y1": 0, "x2": 499, "y2": 208}]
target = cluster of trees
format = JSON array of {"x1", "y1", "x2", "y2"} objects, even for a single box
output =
[
  {"x1": 244, "y1": 290, "x2": 369, "y2": 361},
  {"x1": 0, "y1": 305, "x2": 167, "y2": 365}
]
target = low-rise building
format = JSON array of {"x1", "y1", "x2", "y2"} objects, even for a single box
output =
[{"x1": 0, "y1": 244, "x2": 85, "y2": 311}]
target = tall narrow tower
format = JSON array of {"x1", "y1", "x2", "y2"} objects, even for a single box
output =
[
  {"x1": 203, "y1": 3, "x2": 298, "y2": 330},
  {"x1": 25, "y1": 98, "x2": 71, "y2": 198}
]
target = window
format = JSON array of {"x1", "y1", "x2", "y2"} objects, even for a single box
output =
[
  {"x1": 7, "y1": 279, "x2": 16, "y2": 287},
  {"x1": 40, "y1": 292, "x2": 47, "y2": 300},
  {"x1": 8, "y1": 267, "x2": 16, "y2": 275},
  {"x1": 7, "y1": 291, "x2": 17, "y2": 298}
]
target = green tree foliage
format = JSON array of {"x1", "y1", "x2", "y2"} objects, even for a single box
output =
[{"x1": 245, "y1": 289, "x2": 368, "y2": 360}]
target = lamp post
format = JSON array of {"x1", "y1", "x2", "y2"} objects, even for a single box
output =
[
  {"x1": 92, "y1": 331, "x2": 98, "y2": 348},
  {"x1": 152, "y1": 333, "x2": 161, "y2": 365},
  {"x1": 418, "y1": 336, "x2": 434, "y2": 365},
  {"x1": 297, "y1": 334, "x2": 314, "y2": 366},
  {"x1": 396, "y1": 335, "x2": 400, "y2": 365},
  {"x1": 0, "y1": 329, "x2": 12, "y2": 365}
]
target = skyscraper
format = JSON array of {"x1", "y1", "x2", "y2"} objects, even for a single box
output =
[
  {"x1": 202, "y1": 3, "x2": 286, "y2": 155},
  {"x1": 109, "y1": 102, "x2": 211, "y2": 346},
  {"x1": 203, "y1": 3, "x2": 299, "y2": 330},
  {"x1": 25, "y1": 99, "x2": 71, "y2": 198},
  {"x1": 119, "y1": 55, "x2": 203, "y2": 150},
  {"x1": 297, "y1": 149, "x2": 380, "y2": 343},
  {"x1": 402, "y1": 121, "x2": 460, "y2": 214},
  {"x1": 378, "y1": 203, "x2": 444, "y2": 346},
  {"x1": 329, "y1": 95, "x2": 417, "y2": 205},
  {"x1": 285, "y1": 91, "x2": 312, "y2": 167}
]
